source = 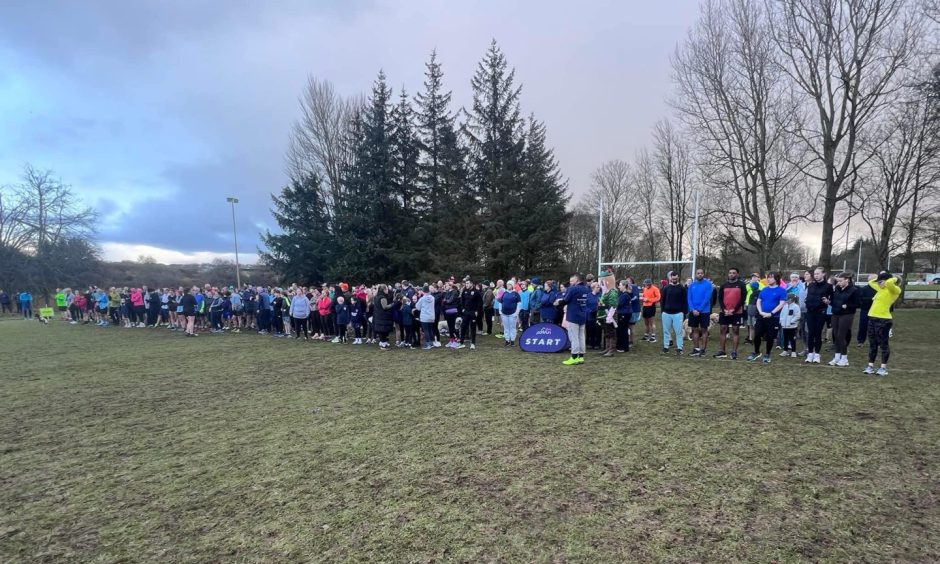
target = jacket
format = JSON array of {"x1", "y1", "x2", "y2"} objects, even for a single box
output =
[
  {"x1": 831, "y1": 284, "x2": 861, "y2": 316},
  {"x1": 416, "y1": 293, "x2": 436, "y2": 323},
  {"x1": 868, "y1": 278, "x2": 901, "y2": 319},
  {"x1": 687, "y1": 280, "x2": 713, "y2": 313},
  {"x1": 539, "y1": 287, "x2": 558, "y2": 322},
  {"x1": 805, "y1": 281, "x2": 833, "y2": 313},
  {"x1": 180, "y1": 294, "x2": 197, "y2": 316},
  {"x1": 530, "y1": 287, "x2": 544, "y2": 313},
  {"x1": 779, "y1": 303, "x2": 802, "y2": 329},
  {"x1": 558, "y1": 283, "x2": 590, "y2": 324},
  {"x1": 335, "y1": 303, "x2": 350, "y2": 325},
  {"x1": 289, "y1": 295, "x2": 311, "y2": 318},
  {"x1": 317, "y1": 296, "x2": 332, "y2": 317},
  {"x1": 372, "y1": 291, "x2": 394, "y2": 332},
  {"x1": 616, "y1": 291, "x2": 632, "y2": 315},
  {"x1": 859, "y1": 284, "x2": 876, "y2": 312},
  {"x1": 460, "y1": 288, "x2": 482, "y2": 317}
]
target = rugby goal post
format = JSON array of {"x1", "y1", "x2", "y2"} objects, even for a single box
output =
[{"x1": 596, "y1": 189, "x2": 702, "y2": 277}]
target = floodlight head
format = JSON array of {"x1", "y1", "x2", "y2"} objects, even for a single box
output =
[{"x1": 226, "y1": 197, "x2": 239, "y2": 203}]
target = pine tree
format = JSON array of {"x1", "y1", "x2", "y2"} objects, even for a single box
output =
[
  {"x1": 332, "y1": 71, "x2": 414, "y2": 282},
  {"x1": 518, "y1": 116, "x2": 570, "y2": 274},
  {"x1": 465, "y1": 41, "x2": 527, "y2": 277},
  {"x1": 260, "y1": 172, "x2": 334, "y2": 284},
  {"x1": 415, "y1": 50, "x2": 475, "y2": 277}
]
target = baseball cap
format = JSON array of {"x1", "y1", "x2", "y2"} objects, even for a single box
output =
[{"x1": 877, "y1": 271, "x2": 893, "y2": 281}]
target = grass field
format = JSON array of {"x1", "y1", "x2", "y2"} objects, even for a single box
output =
[{"x1": 1, "y1": 311, "x2": 938, "y2": 562}]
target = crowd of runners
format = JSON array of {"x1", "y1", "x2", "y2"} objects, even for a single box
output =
[{"x1": 0, "y1": 265, "x2": 902, "y2": 374}]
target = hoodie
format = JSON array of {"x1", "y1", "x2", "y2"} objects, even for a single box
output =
[
  {"x1": 539, "y1": 286, "x2": 558, "y2": 322},
  {"x1": 289, "y1": 295, "x2": 311, "y2": 318},
  {"x1": 415, "y1": 293, "x2": 436, "y2": 323}
]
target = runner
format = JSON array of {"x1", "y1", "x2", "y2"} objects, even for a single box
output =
[
  {"x1": 747, "y1": 271, "x2": 787, "y2": 363},
  {"x1": 660, "y1": 271, "x2": 687, "y2": 356},
  {"x1": 828, "y1": 272, "x2": 860, "y2": 367},
  {"x1": 555, "y1": 273, "x2": 589, "y2": 365},
  {"x1": 804, "y1": 267, "x2": 833, "y2": 364},
  {"x1": 713, "y1": 267, "x2": 747, "y2": 360},
  {"x1": 687, "y1": 269, "x2": 713, "y2": 357},
  {"x1": 640, "y1": 279, "x2": 660, "y2": 342},
  {"x1": 863, "y1": 272, "x2": 902, "y2": 376}
]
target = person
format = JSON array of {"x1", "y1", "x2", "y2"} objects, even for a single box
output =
[
  {"x1": 615, "y1": 280, "x2": 633, "y2": 352},
  {"x1": 55, "y1": 288, "x2": 67, "y2": 320},
  {"x1": 829, "y1": 272, "x2": 860, "y2": 367},
  {"x1": 640, "y1": 279, "x2": 660, "y2": 342},
  {"x1": 349, "y1": 296, "x2": 365, "y2": 344},
  {"x1": 744, "y1": 273, "x2": 762, "y2": 344},
  {"x1": 180, "y1": 287, "x2": 198, "y2": 337},
  {"x1": 414, "y1": 287, "x2": 436, "y2": 350},
  {"x1": 458, "y1": 278, "x2": 481, "y2": 350},
  {"x1": 539, "y1": 280, "x2": 558, "y2": 325},
  {"x1": 289, "y1": 288, "x2": 310, "y2": 340},
  {"x1": 481, "y1": 282, "x2": 495, "y2": 335},
  {"x1": 660, "y1": 271, "x2": 687, "y2": 356},
  {"x1": 687, "y1": 269, "x2": 713, "y2": 357},
  {"x1": 19, "y1": 290, "x2": 32, "y2": 320},
  {"x1": 0, "y1": 289, "x2": 10, "y2": 315},
  {"x1": 317, "y1": 291, "x2": 333, "y2": 340},
  {"x1": 857, "y1": 281, "x2": 876, "y2": 347},
  {"x1": 95, "y1": 288, "x2": 110, "y2": 326},
  {"x1": 747, "y1": 271, "x2": 787, "y2": 363},
  {"x1": 529, "y1": 277, "x2": 543, "y2": 325},
  {"x1": 555, "y1": 273, "x2": 589, "y2": 365},
  {"x1": 864, "y1": 272, "x2": 902, "y2": 376},
  {"x1": 373, "y1": 284, "x2": 394, "y2": 350},
  {"x1": 804, "y1": 267, "x2": 833, "y2": 364},
  {"x1": 335, "y1": 295, "x2": 350, "y2": 343},
  {"x1": 441, "y1": 282, "x2": 461, "y2": 348},
  {"x1": 585, "y1": 282, "x2": 601, "y2": 349},
  {"x1": 497, "y1": 283, "x2": 520, "y2": 347},
  {"x1": 714, "y1": 268, "x2": 747, "y2": 360},
  {"x1": 778, "y1": 294, "x2": 802, "y2": 358},
  {"x1": 518, "y1": 280, "x2": 532, "y2": 331},
  {"x1": 597, "y1": 270, "x2": 619, "y2": 357}
]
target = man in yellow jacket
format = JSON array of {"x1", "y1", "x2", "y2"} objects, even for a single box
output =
[{"x1": 863, "y1": 272, "x2": 902, "y2": 376}]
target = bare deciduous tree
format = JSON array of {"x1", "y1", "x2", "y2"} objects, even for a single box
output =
[
  {"x1": 854, "y1": 93, "x2": 939, "y2": 270},
  {"x1": 768, "y1": 0, "x2": 922, "y2": 270},
  {"x1": 674, "y1": 0, "x2": 816, "y2": 272},
  {"x1": 585, "y1": 159, "x2": 639, "y2": 265},
  {"x1": 12, "y1": 164, "x2": 94, "y2": 254},
  {"x1": 285, "y1": 76, "x2": 361, "y2": 213},
  {"x1": 652, "y1": 120, "x2": 696, "y2": 274}
]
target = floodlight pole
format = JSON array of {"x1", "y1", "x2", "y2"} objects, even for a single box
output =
[
  {"x1": 690, "y1": 189, "x2": 702, "y2": 277},
  {"x1": 227, "y1": 197, "x2": 241, "y2": 288},
  {"x1": 597, "y1": 203, "x2": 604, "y2": 276},
  {"x1": 857, "y1": 240, "x2": 863, "y2": 277}
]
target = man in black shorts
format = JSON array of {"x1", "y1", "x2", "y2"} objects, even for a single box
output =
[{"x1": 713, "y1": 267, "x2": 747, "y2": 360}]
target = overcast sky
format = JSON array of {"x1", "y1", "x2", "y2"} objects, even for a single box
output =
[{"x1": 0, "y1": 0, "x2": 721, "y2": 263}]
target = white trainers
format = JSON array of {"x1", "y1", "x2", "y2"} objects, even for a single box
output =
[
  {"x1": 779, "y1": 350, "x2": 790, "y2": 357},
  {"x1": 812, "y1": 353, "x2": 821, "y2": 364},
  {"x1": 828, "y1": 355, "x2": 840, "y2": 366},
  {"x1": 433, "y1": 341, "x2": 442, "y2": 348},
  {"x1": 470, "y1": 344, "x2": 476, "y2": 350},
  {"x1": 836, "y1": 357, "x2": 849, "y2": 367}
]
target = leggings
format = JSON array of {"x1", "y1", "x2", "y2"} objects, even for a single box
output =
[
  {"x1": 753, "y1": 316, "x2": 779, "y2": 355},
  {"x1": 867, "y1": 318, "x2": 892, "y2": 365},
  {"x1": 337, "y1": 325, "x2": 347, "y2": 342},
  {"x1": 616, "y1": 313, "x2": 631, "y2": 351},
  {"x1": 831, "y1": 314, "x2": 854, "y2": 355},
  {"x1": 353, "y1": 324, "x2": 362, "y2": 338},
  {"x1": 460, "y1": 313, "x2": 477, "y2": 344},
  {"x1": 783, "y1": 328, "x2": 797, "y2": 352},
  {"x1": 805, "y1": 310, "x2": 825, "y2": 354},
  {"x1": 291, "y1": 316, "x2": 308, "y2": 338}
]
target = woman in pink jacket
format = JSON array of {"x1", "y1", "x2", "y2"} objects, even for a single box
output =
[{"x1": 130, "y1": 288, "x2": 145, "y2": 327}]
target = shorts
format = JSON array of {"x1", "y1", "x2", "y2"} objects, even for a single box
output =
[
  {"x1": 223, "y1": 311, "x2": 232, "y2": 320},
  {"x1": 630, "y1": 312, "x2": 641, "y2": 324},
  {"x1": 718, "y1": 313, "x2": 743, "y2": 327},
  {"x1": 746, "y1": 305, "x2": 757, "y2": 327},
  {"x1": 642, "y1": 305, "x2": 656, "y2": 319},
  {"x1": 688, "y1": 313, "x2": 710, "y2": 329}
]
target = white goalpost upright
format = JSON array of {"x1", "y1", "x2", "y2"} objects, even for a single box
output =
[{"x1": 596, "y1": 189, "x2": 702, "y2": 277}]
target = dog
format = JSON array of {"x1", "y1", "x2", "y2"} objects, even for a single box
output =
[{"x1": 438, "y1": 316, "x2": 463, "y2": 338}]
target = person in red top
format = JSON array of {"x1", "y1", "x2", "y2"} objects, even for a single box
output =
[
  {"x1": 713, "y1": 267, "x2": 747, "y2": 360},
  {"x1": 317, "y1": 292, "x2": 333, "y2": 340}
]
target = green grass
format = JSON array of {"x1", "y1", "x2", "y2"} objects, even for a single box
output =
[{"x1": 1, "y1": 311, "x2": 938, "y2": 562}]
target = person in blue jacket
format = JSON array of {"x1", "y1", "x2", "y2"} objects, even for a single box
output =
[
  {"x1": 334, "y1": 296, "x2": 350, "y2": 344},
  {"x1": 539, "y1": 280, "x2": 558, "y2": 324},
  {"x1": 629, "y1": 277, "x2": 642, "y2": 346},
  {"x1": 687, "y1": 269, "x2": 714, "y2": 357},
  {"x1": 555, "y1": 274, "x2": 590, "y2": 365},
  {"x1": 518, "y1": 280, "x2": 532, "y2": 331},
  {"x1": 19, "y1": 290, "x2": 33, "y2": 319},
  {"x1": 529, "y1": 277, "x2": 544, "y2": 325}
]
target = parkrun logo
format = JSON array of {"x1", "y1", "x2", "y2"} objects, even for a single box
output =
[{"x1": 520, "y1": 323, "x2": 569, "y2": 353}]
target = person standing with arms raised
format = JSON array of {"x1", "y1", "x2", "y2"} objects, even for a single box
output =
[{"x1": 863, "y1": 272, "x2": 902, "y2": 376}]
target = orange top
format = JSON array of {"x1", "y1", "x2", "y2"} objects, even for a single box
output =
[{"x1": 642, "y1": 286, "x2": 661, "y2": 307}]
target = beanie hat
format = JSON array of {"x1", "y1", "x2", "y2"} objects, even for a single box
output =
[{"x1": 877, "y1": 271, "x2": 893, "y2": 281}]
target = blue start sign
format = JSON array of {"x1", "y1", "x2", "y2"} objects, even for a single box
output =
[{"x1": 519, "y1": 323, "x2": 569, "y2": 353}]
